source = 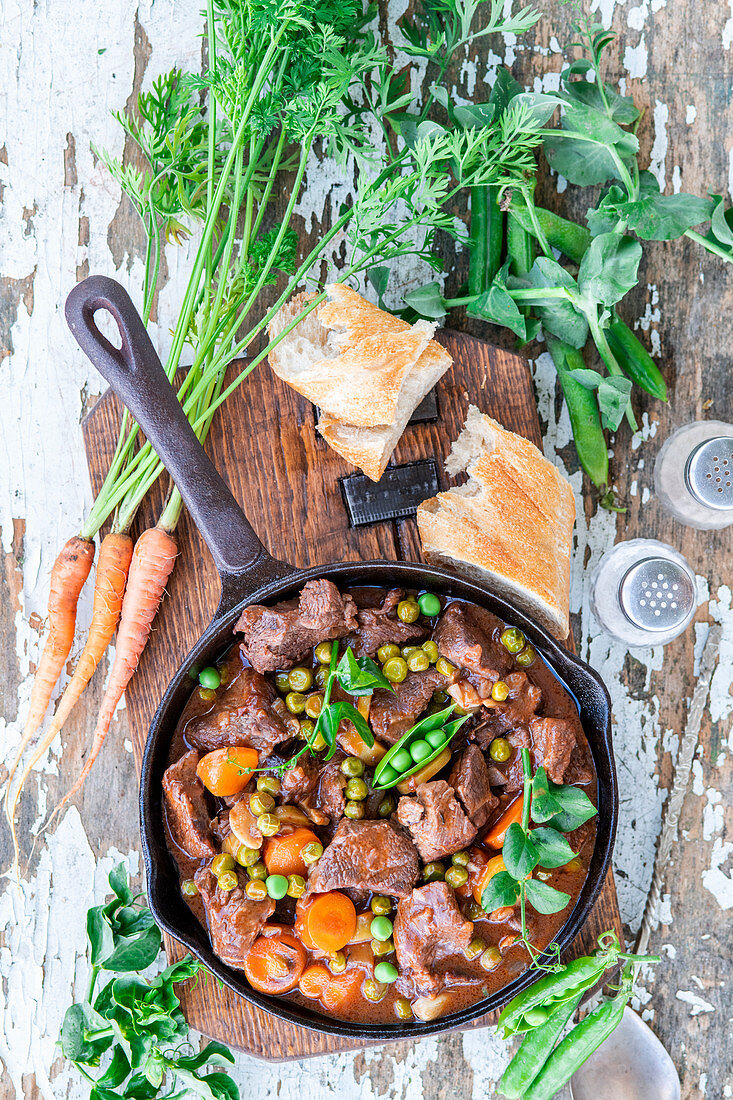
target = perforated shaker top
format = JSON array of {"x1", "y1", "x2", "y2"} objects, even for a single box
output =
[
  {"x1": 619, "y1": 557, "x2": 696, "y2": 633},
  {"x1": 685, "y1": 436, "x2": 733, "y2": 510}
]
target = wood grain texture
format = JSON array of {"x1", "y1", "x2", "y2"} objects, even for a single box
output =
[{"x1": 82, "y1": 329, "x2": 622, "y2": 1060}]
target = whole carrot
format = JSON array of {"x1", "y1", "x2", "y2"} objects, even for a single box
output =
[
  {"x1": 45, "y1": 524, "x2": 178, "y2": 824},
  {"x1": 4, "y1": 537, "x2": 95, "y2": 841},
  {"x1": 5, "y1": 532, "x2": 134, "y2": 865}
]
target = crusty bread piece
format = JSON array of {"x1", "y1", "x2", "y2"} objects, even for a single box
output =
[
  {"x1": 267, "y1": 284, "x2": 453, "y2": 481},
  {"x1": 417, "y1": 406, "x2": 576, "y2": 638}
]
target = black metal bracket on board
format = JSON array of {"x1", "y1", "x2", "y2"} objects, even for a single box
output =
[{"x1": 340, "y1": 459, "x2": 440, "y2": 527}]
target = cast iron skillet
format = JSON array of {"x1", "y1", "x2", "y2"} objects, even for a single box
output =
[{"x1": 66, "y1": 274, "x2": 618, "y2": 1042}]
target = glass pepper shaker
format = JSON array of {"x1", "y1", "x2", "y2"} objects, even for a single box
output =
[
  {"x1": 654, "y1": 420, "x2": 733, "y2": 530},
  {"x1": 590, "y1": 539, "x2": 697, "y2": 647}
]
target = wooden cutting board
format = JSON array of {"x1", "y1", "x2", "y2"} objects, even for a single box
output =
[{"x1": 82, "y1": 329, "x2": 622, "y2": 1060}]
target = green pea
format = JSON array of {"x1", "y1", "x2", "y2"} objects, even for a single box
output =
[
  {"x1": 302, "y1": 841, "x2": 324, "y2": 864},
  {"x1": 491, "y1": 679, "x2": 509, "y2": 702},
  {"x1": 422, "y1": 640, "x2": 439, "y2": 663},
  {"x1": 374, "y1": 961, "x2": 399, "y2": 984},
  {"x1": 329, "y1": 951, "x2": 347, "y2": 973},
  {"x1": 341, "y1": 756, "x2": 365, "y2": 778},
  {"x1": 212, "y1": 853, "x2": 236, "y2": 877},
  {"x1": 275, "y1": 672, "x2": 291, "y2": 693},
  {"x1": 198, "y1": 666, "x2": 221, "y2": 690},
  {"x1": 315, "y1": 641, "x2": 333, "y2": 664},
  {"x1": 426, "y1": 729, "x2": 448, "y2": 750},
  {"x1": 391, "y1": 748, "x2": 413, "y2": 774},
  {"x1": 257, "y1": 812, "x2": 280, "y2": 836},
  {"x1": 344, "y1": 799, "x2": 365, "y2": 819},
  {"x1": 198, "y1": 687, "x2": 216, "y2": 702},
  {"x1": 445, "y1": 865, "x2": 468, "y2": 889},
  {"x1": 501, "y1": 627, "x2": 526, "y2": 654},
  {"x1": 423, "y1": 861, "x2": 445, "y2": 883},
  {"x1": 452, "y1": 850, "x2": 470, "y2": 867},
  {"x1": 383, "y1": 657, "x2": 408, "y2": 683},
  {"x1": 248, "y1": 860, "x2": 268, "y2": 881},
  {"x1": 402, "y1": 645, "x2": 420, "y2": 658},
  {"x1": 409, "y1": 739, "x2": 432, "y2": 764},
  {"x1": 407, "y1": 650, "x2": 430, "y2": 673},
  {"x1": 418, "y1": 592, "x2": 441, "y2": 617},
  {"x1": 285, "y1": 691, "x2": 307, "y2": 714},
  {"x1": 288, "y1": 666, "x2": 313, "y2": 692},
  {"x1": 257, "y1": 775, "x2": 281, "y2": 796},
  {"x1": 218, "y1": 871, "x2": 238, "y2": 892},
  {"x1": 436, "y1": 657, "x2": 456, "y2": 677},
  {"x1": 245, "y1": 879, "x2": 267, "y2": 900},
  {"x1": 181, "y1": 878, "x2": 198, "y2": 896},
  {"x1": 314, "y1": 667, "x2": 328, "y2": 689},
  {"x1": 363, "y1": 978, "x2": 387, "y2": 1002},
  {"x1": 287, "y1": 874, "x2": 306, "y2": 898},
  {"x1": 377, "y1": 764, "x2": 398, "y2": 787},
  {"x1": 345, "y1": 777, "x2": 368, "y2": 800},
  {"x1": 395, "y1": 997, "x2": 413, "y2": 1020},
  {"x1": 524, "y1": 1006, "x2": 551, "y2": 1027},
  {"x1": 250, "y1": 791, "x2": 275, "y2": 816},
  {"x1": 236, "y1": 846, "x2": 261, "y2": 868},
  {"x1": 371, "y1": 895, "x2": 392, "y2": 915},
  {"x1": 516, "y1": 645, "x2": 537, "y2": 668},
  {"x1": 370, "y1": 915, "x2": 393, "y2": 941},
  {"x1": 466, "y1": 937, "x2": 486, "y2": 960},
  {"x1": 299, "y1": 718, "x2": 315, "y2": 740},
  {"x1": 377, "y1": 643, "x2": 400, "y2": 663},
  {"x1": 397, "y1": 599, "x2": 420, "y2": 623},
  {"x1": 480, "y1": 946, "x2": 502, "y2": 971},
  {"x1": 378, "y1": 795, "x2": 396, "y2": 817},
  {"x1": 266, "y1": 874, "x2": 289, "y2": 900},
  {"x1": 371, "y1": 937, "x2": 394, "y2": 956},
  {"x1": 489, "y1": 737, "x2": 512, "y2": 763}
]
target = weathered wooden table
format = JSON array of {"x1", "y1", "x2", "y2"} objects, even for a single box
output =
[{"x1": 0, "y1": 1, "x2": 731, "y2": 1098}]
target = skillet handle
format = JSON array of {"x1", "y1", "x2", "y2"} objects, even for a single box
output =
[{"x1": 66, "y1": 275, "x2": 294, "y2": 612}]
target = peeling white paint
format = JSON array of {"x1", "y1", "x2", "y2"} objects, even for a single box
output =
[{"x1": 676, "y1": 990, "x2": 716, "y2": 1016}]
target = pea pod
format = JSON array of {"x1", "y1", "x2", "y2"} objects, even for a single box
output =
[
  {"x1": 372, "y1": 706, "x2": 468, "y2": 790},
  {"x1": 507, "y1": 210, "x2": 536, "y2": 277},
  {"x1": 522, "y1": 990, "x2": 628, "y2": 1100},
  {"x1": 469, "y1": 184, "x2": 504, "y2": 296},
  {"x1": 606, "y1": 315, "x2": 668, "y2": 401},
  {"x1": 498, "y1": 933, "x2": 622, "y2": 1038},
  {"x1": 546, "y1": 334, "x2": 609, "y2": 489},
  {"x1": 498, "y1": 993, "x2": 582, "y2": 1098},
  {"x1": 509, "y1": 197, "x2": 591, "y2": 264}
]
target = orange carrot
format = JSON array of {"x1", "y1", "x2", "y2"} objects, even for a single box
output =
[
  {"x1": 305, "y1": 892, "x2": 357, "y2": 954},
  {"x1": 263, "y1": 826, "x2": 320, "y2": 878},
  {"x1": 244, "y1": 932, "x2": 307, "y2": 994},
  {"x1": 197, "y1": 747, "x2": 259, "y2": 796},
  {"x1": 45, "y1": 524, "x2": 178, "y2": 825},
  {"x1": 485, "y1": 794, "x2": 525, "y2": 849},
  {"x1": 473, "y1": 854, "x2": 508, "y2": 904},
  {"x1": 4, "y1": 536, "x2": 95, "y2": 861},
  {"x1": 5, "y1": 532, "x2": 132, "y2": 866}
]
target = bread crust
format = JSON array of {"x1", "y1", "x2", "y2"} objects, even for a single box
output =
[
  {"x1": 267, "y1": 284, "x2": 453, "y2": 480},
  {"x1": 417, "y1": 407, "x2": 575, "y2": 639}
]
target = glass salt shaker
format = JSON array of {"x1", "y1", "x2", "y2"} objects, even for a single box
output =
[
  {"x1": 654, "y1": 420, "x2": 733, "y2": 530},
  {"x1": 590, "y1": 539, "x2": 697, "y2": 647}
]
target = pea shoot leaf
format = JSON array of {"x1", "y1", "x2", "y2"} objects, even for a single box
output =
[
  {"x1": 530, "y1": 766, "x2": 563, "y2": 821},
  {"x1": 530, "y1": 826, "x2": 577, "y2": 869},
  {"x1": 481, "y1": 871, "x2": 521, "y2": 913},
  {"x1": 709, "y1": 193, "x2": 733, "y2": 246},
  {"x1": 561, "y1": 66, "x2": 639, "y2": 125},
  {"x1": 577, "y1": 232, "x2": 642, "y2": 306},
  {"x1": 404, "y1": 281, "x2": 447, "y2": 319},
  {"x1": 531, "y1": 768, "x2": 598, "y2": 833},
  {"x1": 513, "y1": 257, "x2": 588, "y2": 347},
  {"x1": 524, "y1": 878, "x2": 571, "y2": 915},
  {"x1": 453, "y1": 102, "x2": 497, "y2": 130},
  {"x1": 544, "y1": 108, "x2": 637, "y2": 187},
  {"x1": 467, "y1": 280, "x2": 532, "y2": 340},
  {"x1": 586, "y1": 185, "x2": 627, "y2": 237},
  {"x1": 488, "y1": 66, "x2": 523, "y2": 116},
  {"x1": 321, "y1": 701, "x2": 374, "y2": 751},
  {"x1": 337, "y1": 647, "x2": 394, "y2": 696},
  {"x1": 568, "y1": 367, "x2": 633, "y2": 431},
  {"x1": 503, "y1": 822, "x2": 540, "y2": 879}
]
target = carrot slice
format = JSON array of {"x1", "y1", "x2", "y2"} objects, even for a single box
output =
[
  {"x1": 244, "y1": 932, "x2": 306, "y2": 994},
  {"x1": 197, "y1": 747, "x2": 259, "y2": 796},
  {"x1": 485, "y1": 794, "x2": 524, "y2": 849},
  {"x1": 263, "y1": 826, "x2": 320, "y2": 878},
  {"x1": 298, "y1": 964, "x2": 362, "y2": 1011},
  {"x1": 305, "y1": 892, "x2": 357, "y2": 954},
  {"x1": 473, "y1": 854, "x2": 507, "y2": 904}
]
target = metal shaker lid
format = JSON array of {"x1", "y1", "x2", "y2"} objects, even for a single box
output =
[
  {"x1": 685, "y1": 436, "x2": 733, "y2": 510},
  {"x1": 619, "y1": 557, "x2": 696, "y2": 633}
]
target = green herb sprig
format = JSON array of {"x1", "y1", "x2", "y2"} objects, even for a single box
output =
[
  {"x1": 481, "y1": 748, "x2": 597, "y2": 969},
  {"x1": 60, "y1": 865, "x2": 239, "y2": 1100}
]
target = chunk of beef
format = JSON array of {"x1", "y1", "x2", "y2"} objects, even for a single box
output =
[
  {"x1": 370, "y1": 669, "x2": 446, "y2": 745},
  {"x1": 393, "y1": 882, "x2": 474, "y2": 995},
  {"x1": 184, "y1": 667, "x2": 292, "y2": 756},
  {"x1": 163, "y1": 750, "x2": 216, "y2": 859},
  {"x1": 396, "y1": 780, "x2": 477, "y2": 862},
  {"x1": 348, "y1": 589, "x2": 427, "y2": 657},
  {"x1": 306, "y1": 819, "x2": 419, "y2": 898},
  {"x1": 433, "y1": 603, "x2": 513, "y2": 687},
  {"x1": 449, "y1": 746, "x2": 499, "y2": 829},
  {"x1": 235, "y1": 580, "x2": 358, "y2": 672},
  {"x1": 194, "y1": 867, "x2": 274, "y2": 970},
  {"x1": 530, "y1": 716, "x2": 578, "y2": 784},
  {"x1": 278, "y1": 753, "x2": 346, "y2": 826}
]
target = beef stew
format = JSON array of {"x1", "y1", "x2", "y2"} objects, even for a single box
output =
[{"x1": 163, "y1": 586, "x2": 597, "y2": 1025}]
